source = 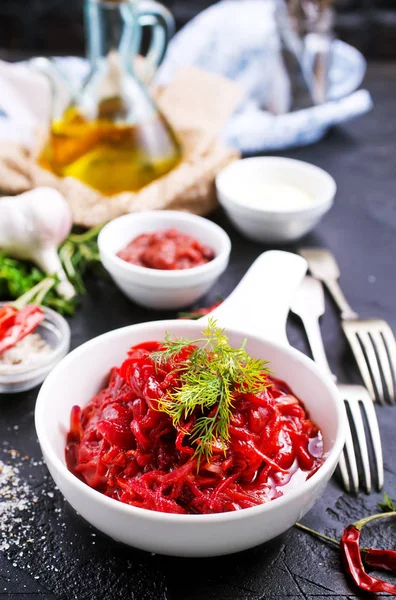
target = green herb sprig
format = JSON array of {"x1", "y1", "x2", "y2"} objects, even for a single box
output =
[
  {"x1": 58, "y1": 224, "x2": 103, "y2": 296},
  {"x1": 153, "y1": 319, "x2": 271, "y2": 463},
  {"x1": 378, "y1": 492, "x2": 396, "y2": 513},
  {"x1": 0, "y1": 224, "x2": 104, "y2": 315}
]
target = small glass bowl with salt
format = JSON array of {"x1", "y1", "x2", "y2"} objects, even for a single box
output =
[{"x1": 0, "y1": 303, "x2": 70, "y2": 394}]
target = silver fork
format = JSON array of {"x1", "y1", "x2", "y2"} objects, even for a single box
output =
[
  {"x1": 291, "y1": 276, "x2": 384, "y2": 493},
  {"x1": 299, "y1": 248, "x2": 396, "y2": 405}
]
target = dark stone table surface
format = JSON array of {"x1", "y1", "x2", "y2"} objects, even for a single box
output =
[{"x1": 1, "y1": 61, "x2": 396, "y2": 600}]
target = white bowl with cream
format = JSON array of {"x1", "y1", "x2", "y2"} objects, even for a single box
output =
[{"x1": 216, "y1": 157, "x2": 336, "y2": 244}]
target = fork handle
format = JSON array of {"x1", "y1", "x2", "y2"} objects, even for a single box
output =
[
  {"x1": 299, "y1": 314, "x2": 337, "y2": 381},
  {"x1": 323, "y1": 278, "x2": 359, "y2": 321},
  {"x1": 299, "y1": 248, "x2": 359, "y2": 320}
]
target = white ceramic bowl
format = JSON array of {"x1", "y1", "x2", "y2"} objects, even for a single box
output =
[
  {"x1": 98, "y1": 211, "x2": 231, "y2": 310},
  {"x1": 216, "y1": 157, "x2": 336, "y2": 244},
  {"x1": 35, "y1": 251, "x2": 345, "y2": 557}
]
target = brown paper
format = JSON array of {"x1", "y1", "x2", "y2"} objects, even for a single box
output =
[
  {"x1": 0, "y1": 68, "x2": 242, "y2": 227},
  {"x1": 155, "y1": 67, "x2": 243, "y2": 135}
]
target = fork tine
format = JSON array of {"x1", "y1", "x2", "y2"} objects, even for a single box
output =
[
  {"x1": 342, "y1": 325, "x2": 378, "y2": 403},
  {"x1": 347, "y1": 398, "x2": 372, "y2": 494},
  {"x1": 380, "y1": 323, "x2": 396, "y2": 404},
  {"x1": 357, "y1": 331, "x2": 386, "y2": 405},
  {"x1": 360, "y1": 394, "x2": 384, "y2": 491},
  {"x1": 338, "y1": 451, "x2": 351, "y2": 493},
  {"x1": 342, "y1": 414, "x2": 360, "y2": 494},
  {"x1": 371, "y1": 329, "x2": 395, "y2": 405}
]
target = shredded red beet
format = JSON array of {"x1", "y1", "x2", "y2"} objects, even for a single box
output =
[
  {"x1": 66, "y1": 341, "x2": 324, "y2": 514},
  {"x1": 117, "y1": 228, "x2": 215, "y2": 270}
]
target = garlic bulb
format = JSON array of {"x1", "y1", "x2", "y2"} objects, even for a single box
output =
[{"x1": 0, "y1": 187, "x2": 75, "y2": 299}]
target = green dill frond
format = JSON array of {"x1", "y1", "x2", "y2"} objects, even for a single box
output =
[{"x1": 153, "y1": 319, "x2": 271, "y2": 463}]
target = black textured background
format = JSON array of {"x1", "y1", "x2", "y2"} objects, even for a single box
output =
[
  {"x1": 0, "y1": 0, "x2": 396, "y2": 58},
  {"x1": 1, "y1": 61, "x2": 396, "y2": 599}
]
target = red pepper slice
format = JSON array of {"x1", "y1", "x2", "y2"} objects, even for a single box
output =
[
  {"x1": 0, "y1": 305, "x2": 18, "y2": 336},
  {"x1": 0, "y1": 304, "x2": 45, "y2": 355}
]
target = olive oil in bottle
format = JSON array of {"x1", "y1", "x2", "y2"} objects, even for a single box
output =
[{"x1": 39, "y1": 0, "x2": 181, "y2": 195}]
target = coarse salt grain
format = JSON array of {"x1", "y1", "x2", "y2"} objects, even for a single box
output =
[
  {"x1": 0, "y1": 332, "x2": 52, "y2": 370},
  {"x1": 0, "y1": 458, "x2": 36, "y2": 553}
]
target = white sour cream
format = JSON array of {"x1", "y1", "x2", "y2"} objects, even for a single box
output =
[{"x1": 242, "y1": 183, "x2": 313, "y2": 212}]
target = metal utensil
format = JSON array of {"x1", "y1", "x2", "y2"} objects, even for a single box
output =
[
  {"x1": 299, "y1": 247, "x2": 396, "y2": 405},
  {"x1": 291, "y1": 276, "x2": 384, "y2": 493},
  {"x1": 275, "y1": 0, "x2": 333, "y2": 108},
  {"x1": 274, "y1": 0, "x2": 315, "y2": 112},
  {"x1": 304, "y1": 32, "x2": 332, "y2": 105}
]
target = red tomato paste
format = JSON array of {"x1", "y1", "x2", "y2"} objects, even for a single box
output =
[
  {"x1": 66, "y1": 340, "x2": 324, "y2": 515},
  {"x1": 117, "y1": 228, "x2": 215, "y2": 270}
]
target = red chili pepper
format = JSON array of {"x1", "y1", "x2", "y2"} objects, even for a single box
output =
[
  {"x1": 340, "y1": 513, "x2": 396, "y2": 594},
  {"x1": 363, "y1": 548, "x2": 396, "y2": 572},
  {"x1": 296, "y1": 510, "x2": 396, "y2": 594},
  {"x1": 0, "y1": 304, "x2": 45, "y2": 355}
]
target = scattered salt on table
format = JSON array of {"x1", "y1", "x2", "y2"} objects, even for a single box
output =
[{"x1": 0, "y1": 458, "x2": 35, "y2": 552}]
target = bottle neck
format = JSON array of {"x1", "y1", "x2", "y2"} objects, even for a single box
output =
[{"x1": 85, "y1": 0, "x2": 137, "y2": 67}]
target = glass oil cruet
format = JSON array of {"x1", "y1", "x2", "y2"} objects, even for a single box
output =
[{"x1": 38, "y1": 0, "x2": 182, "y2": 196}]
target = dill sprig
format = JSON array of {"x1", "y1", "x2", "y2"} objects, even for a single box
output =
[{"x1": 153, "y1": 319, "x2": 271, "y2": 463}]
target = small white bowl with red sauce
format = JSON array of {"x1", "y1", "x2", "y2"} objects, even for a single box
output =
[
  {"x1": 35, "y1": 251, "x2": 346, "y2": 557},
  {"x1": 98, "y1": 211, "x2": 231, "y2": 310}
]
